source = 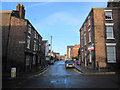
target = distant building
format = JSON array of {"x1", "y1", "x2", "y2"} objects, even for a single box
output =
[
  {"x1": 42, "y1": 40, "x2": 50, "y2": 60},
  {"x1": 67, "y1": 46, "x2": 73, "y2": 59},
  {"x1": 42, "y1": 40, "x2": 50, "y2": 64},
  {"x1": 79, "y1": 1, "x2": 120, "y2": 70},
  {"x1": 60, "y1": 55, "x2": 64, "y2": 61},
  {"x1": 54, "y1": 53, "x2": 60, "y2": 61},
  {"x1": 71, "y1": 44, "x2": 80, "y2": 59},
  {"x1": 1, "y1": 3, "x2": 44, "y2": 73},
  {"x1": 64, "y1": 54, "x2": 67, "y2": 61}
]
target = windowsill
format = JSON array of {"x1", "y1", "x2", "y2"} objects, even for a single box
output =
[
  {"x1": 105, "y1": 19, "x2": 113, "y2": 21},
  {"x1": 88, "y1": 24, "x2": 90, "y2": 27},
  {"x1": 28, "y1": 32, "x2": 31, "y2": 34},
  {"x1": 27, "y1": 47, "x2": 30, "y2": 49},
  {"x1": 107, "y1": 61, "x2": 116, "y2": 63},
  {"x1": 88, "y1": 41, "x2": 91, "y2": 43},
  {"x1": 88, "y1": 29, "x2": 91, "y2": 32},
  {"x1": 106, "y1": 38, "x2": 115, "y2": 39}
]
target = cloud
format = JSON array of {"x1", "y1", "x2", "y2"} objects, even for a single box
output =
[
  {"x1": 26, "y1": 2, "x2": 50, "y2": 9},
  {"x1": 36, "y1": 12, "x2": 82, "y2": 31},
  {"x1": 34, "y1": 11, "x2": 82, "y2": 42},
  {"x1": 43, "y1": 12, "x2": 81, "y2": 26}
]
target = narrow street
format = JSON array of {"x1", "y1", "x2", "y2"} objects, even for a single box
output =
[{"x1": 16, "y1": 61, "x2": 119, "y2": 88}]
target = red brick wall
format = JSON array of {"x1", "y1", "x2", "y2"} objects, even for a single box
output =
[
  {"x1": 2, "y1": 12, "x2": 11, "y2": 60},
  {"x1": 71, "y1": 44, "x2": 80, "y2": 58},
  {"x1": 93, "y1": 8, "x2": 107, "y2": 68},
  {"x1": 7, "y1": 16, "x2": 27, "y2": 71},
  {"x1": 2, "y1": 12, "x2": 12, "y2": 71}
]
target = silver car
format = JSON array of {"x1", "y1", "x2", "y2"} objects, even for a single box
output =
[{"x1": 65, "y1": 59, "x2": 75, "y2": 68}]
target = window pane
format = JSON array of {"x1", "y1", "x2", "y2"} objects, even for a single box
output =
[
  {"x1": 89, "y1": 31, "x2": 91, "y2": 42},
  {"x1": 107, "y1": 46, "x2": 116, "y2": 62},
  {"x1": 106, "y1": 26, "x2": 114, "y2": 38},
  {"x1": 105, "y1": 11, "x2": 112, "y2": 19},
  {"x1": 27, "y1": 37, "x2": 30, "y2": 48}
]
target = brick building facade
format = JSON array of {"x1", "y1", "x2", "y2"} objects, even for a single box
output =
[
  {"x1": 1, "y1": 3, "x2": 45, "y2": 74},
  {"x1": 79, "y1": 1, "x2": 120, "y2": 70},
  {"x1": 42, "y1": 40, "x2": 50, "y2": 65},
  {"x1": 67, "y1": 46, "x2": 73, "y2": 59},
  {"x1": 71, "y1": 44, "x2": 80, "y2": 59}
]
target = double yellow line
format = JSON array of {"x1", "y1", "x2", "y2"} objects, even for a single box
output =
[
  {"x1": 73, "y1": 69, "x2": 116, "y2": 75},
  {"x1": 73, "y1": 69, "x2": 83, "y2": 74}
]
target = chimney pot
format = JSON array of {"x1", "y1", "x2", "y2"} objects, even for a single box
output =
[{"x1": 16, "y1": 3, "x2": 25, "y2": 19}]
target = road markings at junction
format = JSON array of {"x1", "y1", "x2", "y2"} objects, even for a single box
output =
[
  {"x1": 73, "y1": 69, "x2": 83, "y2": 74},
  {"x1": 15, "y1": 67, "x2": 49, "y2": 88},
  {"x1": 29, "y1": 67, "x2": 49, "y2": 78},
  {"x1": 73, "y1": 68, "x2": 116, "y2": 75}
]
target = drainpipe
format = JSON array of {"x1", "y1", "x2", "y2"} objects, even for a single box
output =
[{"x1": 92, "y1": 9, "x2": 96, "y2": 69}]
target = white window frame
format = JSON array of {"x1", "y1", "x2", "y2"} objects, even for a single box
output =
[
  {"x1": 28, "y1": 24, "x2": 31, "y2": 34},
  {"x1": 106, "y1": 43, "x2": 116, "y2": 63},
  {"x1": 36, "y1": 33, "x2": 38, "y2": 39},
  {"x1": 81, "y1": 28, "x2": 83, "y2": 35},
  {"x1": 34, "y1": 40, "x2": 36, "y2": 51},
  {"x1": 27, "y1": 36, "x2": 30, "y2": 49},
  {"x1": 38, "y1": 56, "x2": 40, "y2": 64},
  {"x1": 105, "y1": 10, "x2": 113, "y2": 20},
  {"x1": 84, "y1": 23, "x2": 86, "y2": 31},
  {"x1": 89, "y1": 50, "x2": 92, "y2": 63},
  {"x1": 81, "y1": 36, "x2": 83, "y2": 39},
  {"x1": 34, "y1": 31, "x2": 37, "y2": 38},
  {"x1": 88, "y1": 29, "x2": 91, "y2": 42},
  {"x1": 84, "y1": 33, "x2": 86, "y2": 45},
  {"x1": 88, "y1": 16, "x2": 90, "y2": 26},
  {"x1": 105, "y1": 23, "x2": 115, "y2": 39}
]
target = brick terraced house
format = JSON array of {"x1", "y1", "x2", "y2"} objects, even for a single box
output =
[
  {"x1": 71, "y1": 44, "x2": 80, "y2": 59},
  {"x1": 1, "y1": 3, "x2": 45, "y2": 74},
  {"x1": 67, "y1": 46, "x2": 74, "y2": 59},
  {"x1": 79, "y1": 1, "x2": 120, "y2": 70}
]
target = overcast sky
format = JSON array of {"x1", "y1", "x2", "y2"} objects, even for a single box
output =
[{"x1": 2, "y1": 2, "x2": 107, "y2": 55}]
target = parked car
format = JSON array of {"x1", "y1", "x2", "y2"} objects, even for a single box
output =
[{"x1": 65, "y1": 59, "x2": 75, "y2": 68}]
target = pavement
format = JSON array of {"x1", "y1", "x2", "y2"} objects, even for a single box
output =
[
  {"x1": 2, "y1": 65, "x2": 49, "y2": 88},
  {"x1": 74, "y1": 64, "x2": 116, "y2": 75}
]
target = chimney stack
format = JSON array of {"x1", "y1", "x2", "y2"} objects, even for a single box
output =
[
  {"x1": 16, "y1": 3, "x2": 25, "y2": 19},
  {"x1": 107, "y1": 0, "x2": 120, "y2": 7}
]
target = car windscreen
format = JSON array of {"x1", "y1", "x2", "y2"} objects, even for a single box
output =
[{"x1": 66, "y1": 60, "x2": 74, "y2": 63}]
